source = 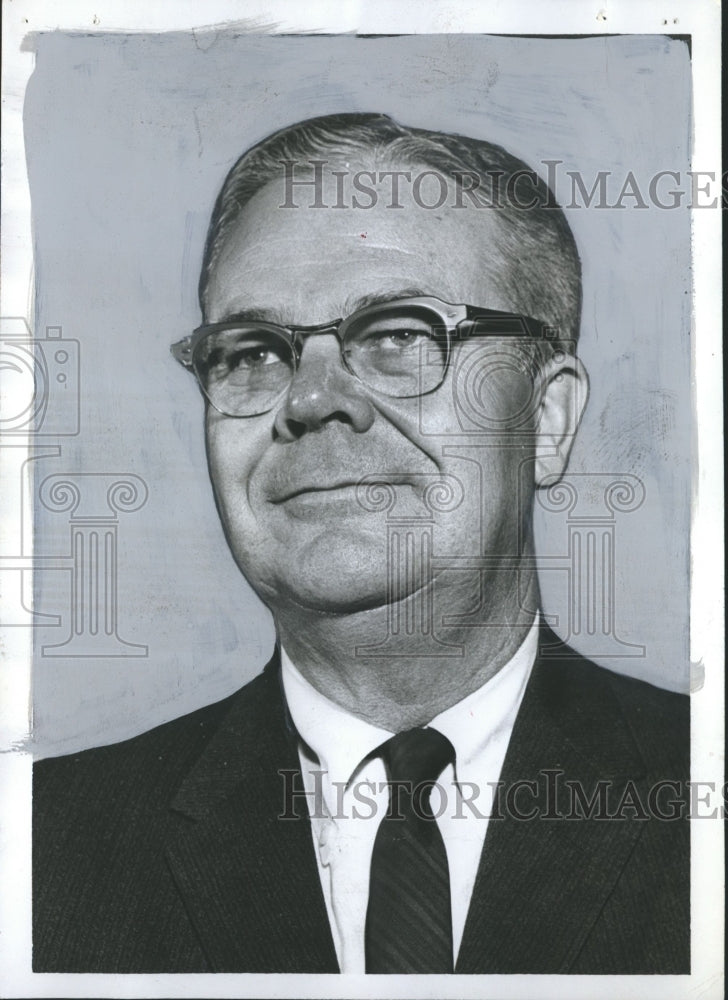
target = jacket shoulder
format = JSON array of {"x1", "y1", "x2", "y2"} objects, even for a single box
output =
[
  {"x1": 33, "y1": 663, "x2": 279, "y2": 812},
  {"x1": 599, "y1": 663, "x2": 689, "y2": 772},
  {"x1": 33, "y1": 661, "x2": 284, "y2": 972},
  {"x1": 536, "y1": 637, "x2": 689, "y2": 775}
]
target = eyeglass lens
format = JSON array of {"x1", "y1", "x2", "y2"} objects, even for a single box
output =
[{"x1": 193, "y1": 304, "x2": 449, "y2": 416}]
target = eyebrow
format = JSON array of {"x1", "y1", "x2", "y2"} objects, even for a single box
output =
[
  {"x1": 342, "y1": 287, "x2": 432, "y2": 313},
  {"x1": 218, "y1": 305, "x2": 290, "y2": 325},
  {"x1": 217, "y1": 288, "x2": 433, "y2": 327}
]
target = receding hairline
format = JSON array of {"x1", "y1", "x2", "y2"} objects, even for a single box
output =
[
  {"x1": 198, "y1": 113, "x2": 582, "y2": 344},
  {"x1": 204, "y1": 153, "x2": 522, "y2": 316}
]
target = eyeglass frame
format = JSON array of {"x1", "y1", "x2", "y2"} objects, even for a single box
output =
[{"x1": 170, "y1": 295, "x2": 563, "y2": 418}]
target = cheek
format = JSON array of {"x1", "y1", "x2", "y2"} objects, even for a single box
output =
[
  {"x1": 206, "y1": 421, "x2": 235, "y2": 491},
  {"x1": 449, "y1": 348, "x2": 538, "y2": 433},
  {"x1": 204, "y1": 417, "x2": 262, "y2": 518},
  {"x1": 424, "y1": 431, "x2": 535, "y2": 559}
]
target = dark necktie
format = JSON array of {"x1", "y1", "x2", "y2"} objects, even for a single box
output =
[{"x1": 365, "y1": 727, "x2": 455, "y2": 973}]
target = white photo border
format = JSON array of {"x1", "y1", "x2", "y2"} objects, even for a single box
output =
[{"x1": 0, "y1": 2, "x2": 722, "y2": 998}]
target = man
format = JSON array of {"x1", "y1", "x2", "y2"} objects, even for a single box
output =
[{"x1": 33, "y1": 113, "x2": 689, "y2": 974}]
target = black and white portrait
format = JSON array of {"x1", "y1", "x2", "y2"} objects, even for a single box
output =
[{"x1": 0, "y1": 4, "x2": 722, "y2": 998}]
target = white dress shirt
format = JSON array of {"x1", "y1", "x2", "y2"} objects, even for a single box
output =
[{"x1": 281, "y1": 617, "x2": 538, "y2": 973}]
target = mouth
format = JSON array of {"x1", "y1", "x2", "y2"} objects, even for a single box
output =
[
  {"x1": 269, "y1": 473, "x2": 426, "y2": 506},
  {"x1": 270, "y1": 480, "x2": 362, "y2": 504},
  {"x1": 270, "y1": 481, "x2": 385, "y2": 522}
]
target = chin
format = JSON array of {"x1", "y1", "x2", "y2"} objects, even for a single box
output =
[
  {"x1": 244, "y1": 530, "x2": 395, "y2": 614},
  {"x1": 276, "y1": 578, "x2": 390, "y2": 614}
]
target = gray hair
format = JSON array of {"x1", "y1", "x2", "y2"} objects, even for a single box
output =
[{"x1": 199, "y1": 113, "x2": 581, "y2": 363}]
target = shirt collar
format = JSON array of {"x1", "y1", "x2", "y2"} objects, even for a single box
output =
[
  {"x1": 429, "y1": 618, "x2": 539, "y2": 782},
  {"x1": 281, "y1": 615, "x2": 539, "y2": 788},
  {"x1": 281, "y1": 651, "x2": 393, "y2": 789}
]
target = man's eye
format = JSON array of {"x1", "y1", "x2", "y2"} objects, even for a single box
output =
[
  {"x1": 366, "y1": 327, "x2": 434, "y2": 350},
  {"x1": 199, "y1": 332, "x2": 291, "y2": 387},
  {"x1": 228, "y1": 344, "x2": 283, "y2": 369}
]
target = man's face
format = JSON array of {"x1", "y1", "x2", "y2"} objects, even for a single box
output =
[{"x1": 204, "y1": 161, "x2": 551, "y2": 615}]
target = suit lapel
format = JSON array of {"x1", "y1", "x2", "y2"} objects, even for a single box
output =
[
  {"x1": 456, "y1": 629, "x2": 648, "y2": 974},
  {"x1": 163, "y1": 635, "x2": 650, "y2": 974},
  {"x1": 164, "y1": 656, "x2": 338, "y2": 973}
]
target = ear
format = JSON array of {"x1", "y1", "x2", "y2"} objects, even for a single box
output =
[{"x1": 533, "y1": 352, "x2": 589, "y2": 486}]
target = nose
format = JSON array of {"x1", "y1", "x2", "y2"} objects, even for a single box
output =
[{"x1": 273, "y1": 333, "x2": 376, "y2": 440}]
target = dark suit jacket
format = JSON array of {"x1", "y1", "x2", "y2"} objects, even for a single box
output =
[{"x1": 33, "y1": 627, "x2": 690, "y2": 973}]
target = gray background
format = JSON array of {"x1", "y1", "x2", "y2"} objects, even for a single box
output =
[{"x1": 25, "y1": 32, "x2": 692, "y2": 756}]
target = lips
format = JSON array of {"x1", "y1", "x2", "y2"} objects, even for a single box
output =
[
  {"x1": 268, "y1": 474, "x2": 418, "y2": 505},
  {"x1": 259, "y1": 428, "x2": 441, "y2": 508},
  {"x1": 270, "y1": 480, "x2": 362, "y2": 504}
]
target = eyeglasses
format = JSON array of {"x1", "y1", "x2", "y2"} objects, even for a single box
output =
[{"x1": 170, "y1": 296, "x2": 553, "y2": 418}]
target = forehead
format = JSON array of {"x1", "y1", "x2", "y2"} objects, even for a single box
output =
[{"x1": 204, "y1": 160, "x2": 514, "y2": 324}]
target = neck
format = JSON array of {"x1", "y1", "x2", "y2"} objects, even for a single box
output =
[{"x1": 272, "y1": 566, "x2": 540, "y2": 731}]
